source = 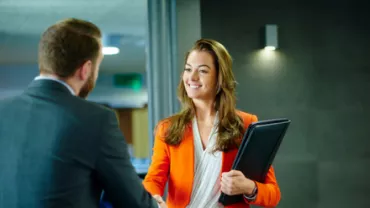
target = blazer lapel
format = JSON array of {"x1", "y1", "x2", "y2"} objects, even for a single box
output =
[
  {"x1": 221, "y1": 148, "x2": 239, "y2": 173},
  {"x1": 181, "y1": 124, "x2": 195, "y2": 204}
]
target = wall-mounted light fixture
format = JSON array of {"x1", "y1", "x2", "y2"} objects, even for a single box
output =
[
  {"x1": 263, "y1": 24, "x2": 278, "y2": 51},
  {"x1": 102, "y1": 34, "x2": 121, "y2": 55}
]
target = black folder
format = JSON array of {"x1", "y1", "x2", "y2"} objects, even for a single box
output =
[{"x1": 218, "y1": 118, "x2": 291, "y2": 206}]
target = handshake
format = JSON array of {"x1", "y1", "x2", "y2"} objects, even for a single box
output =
[{"x1": 153, "y1": 195, "x2": 167, "y2": 208}]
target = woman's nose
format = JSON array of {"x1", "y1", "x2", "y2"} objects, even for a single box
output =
[{"x1": 189, "y1": 71, "x2": 199, "y2": 81}]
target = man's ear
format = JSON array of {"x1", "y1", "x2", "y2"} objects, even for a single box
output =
[{"x1": 78, "y1": 60, "x2": 92, "y2": 81}]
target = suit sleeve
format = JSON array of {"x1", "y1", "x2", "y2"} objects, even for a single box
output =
[
  {"x1": 248, "y1": 166, "x2": 281, "y2": 207},
  {"x1": 244, "y1": 114, "x2": 281, "y2": 207},
  {"x1": 142, "y1": 122, "x2": 170, "y2": 196},
  {"x1": 95, "y1": 110, "x2": 158, "y2": 208}
]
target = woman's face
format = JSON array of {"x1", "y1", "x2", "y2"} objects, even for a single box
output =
[{"x1": 182, "y1": 50, "x2": 218, "y2": 101}]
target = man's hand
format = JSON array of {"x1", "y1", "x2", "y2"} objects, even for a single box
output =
[
  {"x1": 153, "y1": 195, "x2": 167, "y2": 208},
  {"x1": 221, "y1": 170, "x2": 256, "y2": 196}
]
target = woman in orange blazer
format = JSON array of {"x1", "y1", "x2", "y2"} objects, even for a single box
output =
[{"x1": 143, "y1": 39, "x2": 281, "y2": 208}]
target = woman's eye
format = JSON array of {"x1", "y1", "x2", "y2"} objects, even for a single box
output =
[{"x1": 184, "y1": 68, "x2": 191, "y2": 71}]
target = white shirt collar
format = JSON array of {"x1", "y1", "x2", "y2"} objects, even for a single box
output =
[{"x1": 34, "y1": 75, "x2": 75, "y2": 95}]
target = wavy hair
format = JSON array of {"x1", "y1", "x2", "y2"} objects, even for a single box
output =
[{"x1": 161, "y1": 38, "x2": 245, "y2": 152}]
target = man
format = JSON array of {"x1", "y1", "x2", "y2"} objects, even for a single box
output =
[{"x1": 0, "y1": 18, "x2": 165, "y2": 208}]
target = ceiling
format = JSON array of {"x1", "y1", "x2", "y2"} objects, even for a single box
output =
[{"x1": 0, "y1": 0, "x2": 147, "y2": 73}]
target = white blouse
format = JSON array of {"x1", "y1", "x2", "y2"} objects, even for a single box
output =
[{"x1": 186, "y1": 113, "x2": 224, "y2": 208}]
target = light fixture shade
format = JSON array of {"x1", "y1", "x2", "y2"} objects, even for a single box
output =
[
  {"x1": 102, "y1": 47, "x2": 120, "y2": 55},
  {"x1": 102, "y1": 34, "x2": 121, "y2": 55},
  {"x1": 264, "y1": 24, "x2": 278, "y2": 50}
]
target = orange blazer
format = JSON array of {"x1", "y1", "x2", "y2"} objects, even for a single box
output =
[{"x1": 143, "y1": 111, "x2": 281, "y2": 208}]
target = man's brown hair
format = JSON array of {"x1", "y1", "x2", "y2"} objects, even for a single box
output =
[{"x1": 38, "y1": 18, "x2": 102, "y2": 78}]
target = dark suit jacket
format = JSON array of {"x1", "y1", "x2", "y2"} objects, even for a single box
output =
[{"x1": 0, "y1": 79, "x2": 157, "y2": 208}]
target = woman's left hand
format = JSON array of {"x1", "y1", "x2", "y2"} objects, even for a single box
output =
[{"x1": 221, "y1": 170, "x2": 256, "y2": 196}]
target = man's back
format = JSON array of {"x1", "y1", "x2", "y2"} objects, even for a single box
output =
[{"x1": 0, "y1": 80, "x2": 156, "y2": 208}]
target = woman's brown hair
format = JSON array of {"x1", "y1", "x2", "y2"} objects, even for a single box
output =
[{"x1": 161, "y1": 38, "x2": 245, "y2": 152}]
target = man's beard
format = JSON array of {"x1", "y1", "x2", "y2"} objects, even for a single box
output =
[{"x1": 78, "y1": 70, "x2": 96, "y2": 99}]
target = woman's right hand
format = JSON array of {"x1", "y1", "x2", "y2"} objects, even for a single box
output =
[{"x1": 153, "y1": 195, "x2": 167, "y2": 208}]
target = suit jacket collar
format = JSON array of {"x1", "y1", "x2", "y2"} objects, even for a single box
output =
[
  {"x1": 26, "y1": 79, "x2": 74, "y2": 96},
  {"x1": 34, "y1": 75, "x2": 75, "y2": 95}
]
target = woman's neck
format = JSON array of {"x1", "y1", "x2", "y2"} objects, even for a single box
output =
[{"x1": 193, "y1": 99, "x2": 217, "y2": 123}]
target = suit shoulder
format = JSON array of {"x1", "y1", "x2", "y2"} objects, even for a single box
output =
[
  {"x1": 236, "y1": 110, "x2": 257, "y2": 120},
  {"x1": 75, "y1": 97, "x2": 114, "y2": 114},
  {"x1": 236, "y1": 110, "x2": 258, "y2": 126},
  {"x1": 154, "y1": 117, "x2": 171, "y2": 136},
  {"x1": 157, "y1": 118, "x2": 171, "y2": 128},
  {"x1": 65, "y1": 97, "x2": 116, "y2": 122},
  {"x1": 0, "y1": 95, "x2": 22, "y2": 109},
  {"x1": 0, "y1": 96, "x2": 14, "y2": 105}
]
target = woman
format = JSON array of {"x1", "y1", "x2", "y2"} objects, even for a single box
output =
[{"x1": 143, "y1": 39, "x2": 280, "y2": 208}]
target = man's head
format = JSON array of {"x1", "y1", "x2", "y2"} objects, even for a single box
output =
[{"x1": 38, "y1": 18, "x2": 104, "y2": 98}]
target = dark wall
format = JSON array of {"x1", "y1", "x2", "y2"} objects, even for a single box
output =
[{"x1": 201, "y1": 1, "x2": 370, "y2": 207}]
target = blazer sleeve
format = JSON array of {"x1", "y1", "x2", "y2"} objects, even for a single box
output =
[
  {"x1": 142, "y1": 122, "x2": 170, "y2": 196},
  {"x1": 247, "y1": 166, "x2": 281, "y2": 207},
  {"x1": 244, "y1": 114, "x2": 281, "y2": 207},
  {"x1": 95, "y1": 110, "x2": 158, "y2": 208}
]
